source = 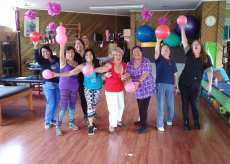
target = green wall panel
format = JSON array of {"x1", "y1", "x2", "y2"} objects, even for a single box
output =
[{"x1": 204, "y1": 42, "x2": 217, "y2": 67}]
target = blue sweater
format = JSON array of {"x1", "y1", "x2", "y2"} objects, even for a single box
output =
[{"x1": 34, "y1": 49, "x2": 60, "y2": 84}]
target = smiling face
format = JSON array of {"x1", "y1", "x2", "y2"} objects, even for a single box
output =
[
  {"x1": 132, "y1": 47, "x2": 142, "y2": 60},
  {"x1": 75, "y1": 40, "x2": 84, "y2": 52},
  {"x1": 41, "y1": 48, "x2": 51, "y2": 60},
  {"x1": 113, "y1": 52, "x2": 122, "y2": 63},
  {"x1": 65, "y1": 49, "x2": 75, "y2": 61},
  {"x1": 85, "y1": 51, "x2": 93, "y2": 62},
  {"x1": 192, "y1": 40, "x2": 201, "y2": 54},
  {"x1": 161, "y1": 44, "x2": 170, "y2": 58}
]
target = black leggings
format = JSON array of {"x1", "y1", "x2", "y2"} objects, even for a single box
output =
[
  {"x1": 179, "y1": 82, "x2": 200, "y2": 121},
  {"x1": 137, "y1": 97, "x2": 151, "y2": 128},
  {"x1": 78, "y1": 82, "x2": 87, "y2": 116}
]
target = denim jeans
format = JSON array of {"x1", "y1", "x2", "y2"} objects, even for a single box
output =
[
  {"x1": 43, "y1": 87, "x2": 60, "y2": 123},
  {"x1": 156, "y1": 83, "x2": 174, "y2": 128}
]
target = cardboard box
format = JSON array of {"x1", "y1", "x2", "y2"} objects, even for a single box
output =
[
  {"x1": 123, "y1": 29, "x2": 130, "y2": 36},
  {"x1": 108, "y1": 43, "x2": 118, "y2": 57}
]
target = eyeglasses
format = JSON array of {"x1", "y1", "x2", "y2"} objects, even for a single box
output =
[
  {"x1": 133, "y1": 50, "x2": 141, "y2": 53},
  {"x1": 75, "y1": 43, "x2": 83, "y2": 45}
]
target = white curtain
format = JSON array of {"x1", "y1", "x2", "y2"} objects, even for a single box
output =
[{"x1": 0, "y1": 4, "x2": 15, "y2": 30}]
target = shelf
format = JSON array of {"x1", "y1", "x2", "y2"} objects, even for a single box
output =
[
  {"x1": 28, "y1": 43, "x2": 57, "y2": 45},
  {"x1": 91, "y1": 41, "x2": 124, "y2": 43}
]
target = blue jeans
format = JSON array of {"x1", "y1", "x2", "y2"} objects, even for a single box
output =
[
  {"x1": 43, "y1": 88, "x2": 60, "y2": 123},
  {"x1": 156, "y1": 83, "x2": 174, "y2": 128}
]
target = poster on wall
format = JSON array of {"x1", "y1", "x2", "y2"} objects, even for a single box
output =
[{"x1": 24, "y1": 16, "x2": 39, "y2": 37}]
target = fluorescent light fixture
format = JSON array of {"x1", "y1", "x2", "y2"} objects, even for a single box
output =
[{"x1": 89, "y1": 5, "x2": 143, "y2": 10}]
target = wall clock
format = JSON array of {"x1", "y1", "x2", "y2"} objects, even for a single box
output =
[{"x1": 205, "y1": 16, "x2": 216, "y2": 26}]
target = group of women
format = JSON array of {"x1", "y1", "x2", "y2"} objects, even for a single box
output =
[{"x1": 33, "y1": 24, "x2": 213, "y2": 136}]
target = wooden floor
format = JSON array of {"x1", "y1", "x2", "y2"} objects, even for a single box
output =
[{"x1": 0, "y1": 86, "x2": 230, "y2": 164}]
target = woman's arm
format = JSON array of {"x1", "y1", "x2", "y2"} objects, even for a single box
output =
[
  {"x1": 181, "y1": 25, "x2": 188, "y2": 48},
  {"x1": 33, "y1": 41, "x2": 44, "y2": 64},
  {"x1": 59, "y1": 44, "x2": 66, "y2": 69},
  {"x1": 94, "y1": 63, "x2": 112, "y2": 73},
  {"x1": 155, "y1": 39, "x2": 162, "y2": 60},
  {"x1": 53, "y1": 64, "x2": 83, "y2": 77},
  {"x1": 133, "y1": 72, "x2": 150, "y2": 91},
  {"x1": 174, "y1": 73, "x2": 178, "y2": 96},
  {"x1": 206, "y1": 71, "x2": 213, "y2": 94}
]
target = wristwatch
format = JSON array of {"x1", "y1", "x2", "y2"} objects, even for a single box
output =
[{"x1": 138, "y1": 80, "x2": 141, "y2": 84}]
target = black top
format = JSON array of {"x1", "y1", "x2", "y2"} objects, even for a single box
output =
[
  {"x1": 179, "y1": 48, "x2": 212, "y2": 89},
  {"x1": 74, "y1": 52, "x2": 84, "y2": 84}
]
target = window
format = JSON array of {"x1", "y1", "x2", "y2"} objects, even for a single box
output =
[{"x1": 0, "y1": 5, "x2": 15, "y2": 29}]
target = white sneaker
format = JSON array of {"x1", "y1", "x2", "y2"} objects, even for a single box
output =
[
  {"x1": 158, "y1": 127, "x2": 165, "y2": 131},
  {"x1": 167, "y1": 122, "x2": 172, "y2": 125}
]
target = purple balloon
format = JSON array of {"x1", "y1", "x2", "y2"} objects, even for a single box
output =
[{"x1": 174, "y1": 15, "x2": 199, "y2": 36}]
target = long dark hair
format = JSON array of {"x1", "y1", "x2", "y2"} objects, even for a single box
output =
[
  {"x1": 192, "y1": 40, "x2": 208, "y2": 63},
  {"x1": 40, "y1": 45, "x2": 59, "y2": 63},
  {"x1": 83, "y1": 48, "x2": 100, "y2": 76}
]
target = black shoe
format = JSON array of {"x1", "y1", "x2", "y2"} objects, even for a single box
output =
[
  {"x1": 83, "y1": 115, "x2": 88, "y2": 123},
  {"x1": 94, "y1": 113, "x2": 98, "y2": 119},
  {"x1": 93, "y1": 123, "x2": 97, "y2": 130},
  {"x1": 137, "y1": 127, "x2": 147, "y2": 134},
  {"x1": 194, "y1": 120, "x2": 200, "y2": 129},
  {"x1": 109, "y1": 128, "x2": 116, "y2": 134},
  {"x1": 117, "y1": 124, "x2": 125, "y2": 127},
  {"x1": 134, "y1": 121, "x2": 141, "y2": 126},
  {"x1": 88, "y1": 126, "x2": 94, "y2": 135},
  {"x1": 184, "y1": 120, "x2": 190, "y2": 131}
]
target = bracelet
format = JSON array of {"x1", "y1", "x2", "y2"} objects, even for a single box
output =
[
  {"x1": 175, "y1": 86, "x2": 178, "y2": 89},
  {"x1": 138, "y1": 80, "x2": 141, "y2": 84},
  {"x1": 34, "y1": 47, "x2": 38, "y2": 50}
]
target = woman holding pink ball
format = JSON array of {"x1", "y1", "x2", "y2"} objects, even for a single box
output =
[
  {"x1": 125, "y1": 45, "x2": 155, "y2": 134},
  {"x1": 33, "y1": 41, "x2": 60, "y2": 129}
]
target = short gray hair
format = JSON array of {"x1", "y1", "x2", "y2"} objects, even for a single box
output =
[{"x1": 111, "y1": 47, "x2": 124, "y2": 58}]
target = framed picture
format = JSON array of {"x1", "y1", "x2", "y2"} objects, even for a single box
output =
[{"x1": 24, "y1": 16, "x2": 39, "y2": 37}]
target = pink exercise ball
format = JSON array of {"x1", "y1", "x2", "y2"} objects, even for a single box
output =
[
  {"x1": 125, "y1": 82, "x2": 135, "y2": 93},
  {"x1": 56, "y1": 26, "x2": 66, "y2": 34},
  {"x1": 56, "y1": 34, "x2": 67, "y2": 45},
  {"x1": 177, "y1": 15, "x2": 187, "y2": 26},
  {"x1": 42, "y1": 69, "x2": 53, "y2": 79},
  {"x1": 82, "y1": 65, "x2": 93, "y2": 76},
  {"x1": 155, "y1": 25, "x2": 170, "y2": 40}
]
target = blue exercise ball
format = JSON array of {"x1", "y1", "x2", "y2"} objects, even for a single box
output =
[
  {"x1": 149, "y1": 28, "x2": 156, "y2": 42},
  {"x1": 136, "y1": 25, "x2": 153, "y2": 42},
  {"x1": 174, "y1": 15, "x2": 199, "y2": 36},
  {"x1": 162, "y1": 32, "x2": 181, "y2": 47}
]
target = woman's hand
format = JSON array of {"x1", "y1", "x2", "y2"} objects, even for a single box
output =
[
  {"x1": 133, "y1": 82, "x2": 140, "y2": 92},
  {"x1": 33, "y1": 41, "x2": 39, "y2": 48},
  {"x1": 121, "y1": 73, "x2": 130, "y2": 81},
  {"x1": 206, "y1": 84, "x2": 212, "y2": 94},
  {"x1": 105, "y1": 72, "x2": 112, "y2": 78},
  {"x1": 157, "y1": 38, "x2": 162, "y2": 42},
  {"x1": 52, "y1": 72, "x2": 57, "y2": 77},
  {"x1": 181, "y1": 25, "x2": 186, "y2": 30},
  {"x1": 174, "y1": 89, "x2": 178, "y2": 96}
]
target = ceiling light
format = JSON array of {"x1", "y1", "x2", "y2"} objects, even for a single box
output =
[
  {"x1": 162, "y1": 6, "x2": 169, "y2": 7},
  {"x1": 24, "y1": 3, "x2": 30, "y2": 7},
  {"x1": 89, "y1": 5, "x2": 144, "y2": 10}
]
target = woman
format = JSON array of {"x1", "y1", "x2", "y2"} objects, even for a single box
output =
[
  {"x1": 94, "y1": 47, "x2": 127, "y2": 134},
  {"x1": 126, "y1": 46, "x2": 155, "y2": 134},
  {"x1": 155, "y1": 40, "x2": 178, "y2": 132},
  {"x1": 55, "y1": 44, "x2": 79, "y2": 136},
  {"x1": 33, "y1": 41, "x2": 60, "y2": 129},
  {"x1": 180, "y1": 24, "x2": 213, "y2": 130},
  {"x1": 54, "y1": 48, "x2": 102, "y2": 135},
  {"x1": 74, "y1": 39, "x2": 98, "y2": 122}
]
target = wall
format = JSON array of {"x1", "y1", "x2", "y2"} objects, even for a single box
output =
[
  {"x1": 0, "y1": 26, "x2": 20, "y2": 76},
  {"x1": 18, "y1": 9, "x2": 130, "y2": 76}
]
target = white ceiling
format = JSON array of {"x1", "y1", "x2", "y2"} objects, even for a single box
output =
[{"x1": 0, "y1": 0, "x2": 228, "y2": 16}]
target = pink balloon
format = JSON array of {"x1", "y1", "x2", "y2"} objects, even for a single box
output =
[
  {"x1": 177, "y1": 15, "x2": 187, "y2": 26},
  {"x1": 155, "y1": 25, "x2": 170, "y2": 40},
  {"x1": 42, "y1": 69, "x2": 53, "y2": 79},
  {"x1": 56, "y1": 34, "x2": 67, "y2": 44},
  {"x1": 125, "y1": 82, "x2": 135, "y2": 93},
  {"x1": 82, "y1": 65, "x2": 93, "y2": 76},
  {"x1": 56, "y1": 26, "x2": 66, "y2": 34}
]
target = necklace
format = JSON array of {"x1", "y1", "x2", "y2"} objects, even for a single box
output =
[{"x1": 167, "y1": 59, "x2": 171, "y2": 65}]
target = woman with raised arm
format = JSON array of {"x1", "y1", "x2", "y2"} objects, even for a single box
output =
[
  {"x1": 125, "y1": 45, "x2": 155, "y2": 134},
  {"x1": 54, "y1": 48, "x2": 102, "y2": 135},
  {"x1": 180, "y1": 24, "x2": 213, "y2": 131},
  {"x1": 94, "y1": 47, "x2": 127, "y2": 134},
  {"x1": 155, "y1": 40, "x2": 178, "y2": 132},
  {"x1": 55, "y1": 44, "x2": 79, "y2": 136},
  {"x1": 33, "y1": 41, "x2": 60, "y2": 129}
]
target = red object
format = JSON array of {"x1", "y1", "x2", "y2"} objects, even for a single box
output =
[
  {"x1": 42, "y1": 69, "x2": 54, "y2": 79},
  {"x1": 214, "y1": 101, "x2": 221, "y2": 109},
  {"x1": 177, "y1": 15, "x2": 187, "y2": 26},
  {"x1": 30, "y1": 32, "x2": 41, "y2": 42},
  {"x1": 125, "y1": 82, "x2": 135, "y2": 93},
  {"x1": 207, "y1": 93, "x2": 213, "y2": 97},
  {"x1": 155, "y1": 25, "x2": 170, "y2": 40},
  {"x1": 105, "y1": 61, "x2": 127, "y2": 92},
  {"x1": 82, "y1": 65, "x2": 93, "y2": 76}
]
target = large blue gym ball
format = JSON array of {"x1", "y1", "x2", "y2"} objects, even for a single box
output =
[
  {"x1": 136, "y1": 25, "x2": 154, "y2": 42},
  {"x1": 174, "y1": 15, "x2": 199, "y2": 36}
]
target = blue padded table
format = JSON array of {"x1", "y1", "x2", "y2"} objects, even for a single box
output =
[
  {"x1": 0, "y1": 77, "x2": 43, "y2": 98},
  {"x1": 0, "y1": 86, "x2": 33, "y2": 125}
]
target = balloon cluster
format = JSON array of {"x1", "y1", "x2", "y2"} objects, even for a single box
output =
[{"x1": 55, "y1": 26, "x2": 67, "y2": 45}]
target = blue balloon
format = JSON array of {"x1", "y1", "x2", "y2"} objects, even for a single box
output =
[
  {"x1": 136, "y1": 25, "x2": 153, "y2": 42},
  {"x1": 174, "y1": 15, "x2": 199, "y2": 36}
]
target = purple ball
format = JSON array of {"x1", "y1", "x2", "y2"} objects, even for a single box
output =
[
  {"x1": 7, "y1": 35, "x2": 11, "y2": 40},
  {"x1": 174, "y1": 15, "x2": 200, "y2": 36}
]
